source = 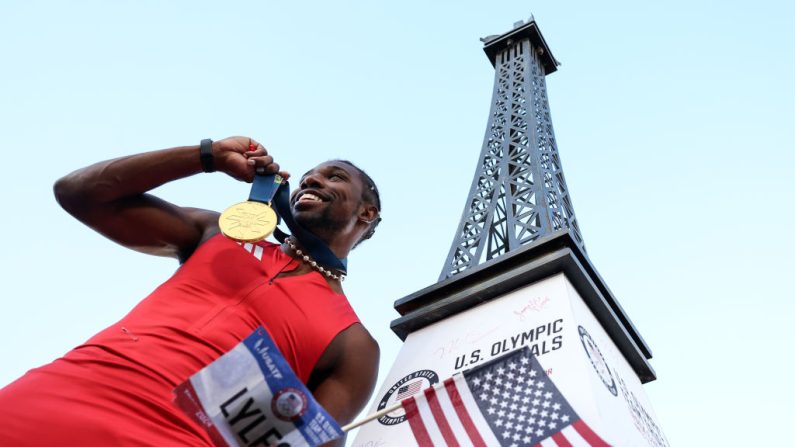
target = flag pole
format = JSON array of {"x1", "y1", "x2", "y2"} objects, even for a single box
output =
[
  {"x1": 341, "y1": 402, "x2": 403, "y2": 432},
  {"x1": 342, "y1": 375, "x2": 459, "y2": 432}
]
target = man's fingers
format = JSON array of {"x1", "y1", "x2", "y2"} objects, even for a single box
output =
[
  {"x1": 246, "y1": 155, "x2": 274, "y2": 166},
  {"x1": 255, "y1": 165, "x2": 280, "y2": 175},
  {"x1": 244, "y1": 148, "x2": 267, "y2": 157},
  {"x1": 247, "y1": 140, "x2": 268, "y2": 154},
  {"x1": 249, "y1": 156, "x2": 280, "y2": 175},
  {"x1": 229, "y1": 138, "x2": 281, "y2": 178}
]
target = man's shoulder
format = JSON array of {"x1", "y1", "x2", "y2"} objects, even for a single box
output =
[
  {"x1": 334, "y1": 323, "x2": 380, "y2": 374},
  {"x1": 182, "y1": 207, "x2": 221, "y2": 229},
  {"x1": 342, "y1": 323, "x2": 379, "y2": 352},
  {"x1": 316, "y1": 324, "x2": 379, "y2": 371}
]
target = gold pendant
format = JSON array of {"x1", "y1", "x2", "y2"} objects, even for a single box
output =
[{"x1": 218, "y1": 201, "x2": 277, "y2": 242}]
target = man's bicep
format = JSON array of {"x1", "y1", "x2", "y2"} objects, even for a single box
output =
[
  {"x1": 73, "y1": 194, "x2": 218, "y2": 260},
  {"x1": 313, "y1": 332, "x2": 380, "y2": 444}
]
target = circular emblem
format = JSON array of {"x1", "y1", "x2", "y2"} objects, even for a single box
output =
[
  {"x1": 377, "y1": 369, "x2": 439, "y2": 425},
  {"x1": 271, "y1": 388, "x2": 308, "y2": 421},
  {"x1": 578, "y1": 326, "x2": 618, "y2": 396},
  {"x1": 219, "y1": 201, "x2": 277, "y2": 243}
]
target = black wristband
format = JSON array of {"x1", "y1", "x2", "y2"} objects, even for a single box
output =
[{"x1": 199, "y1": 138, "x2": 215, "y2": 173}]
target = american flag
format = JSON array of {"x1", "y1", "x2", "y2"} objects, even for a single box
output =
[
  {"x1": 403, "y1": 347, "x2": 610, "y2": 447},
  {"x1": 397, "y1": 380, "x2": 424, "y2": 400}
]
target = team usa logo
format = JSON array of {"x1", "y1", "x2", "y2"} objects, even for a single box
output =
[
  {"x1": 271, "y1": 388, "x2": 309, "y2": 421},
  {"x1": 376, "y1": 369, "x2": 439, "y2": 425},
  {"x1": 578, "y1": 325, "x2": 618, "y2": 397}
]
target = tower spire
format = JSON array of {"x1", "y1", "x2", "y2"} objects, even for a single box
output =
[{"x1": 440, "y1": 17, "x2": 584, "y2": 280}]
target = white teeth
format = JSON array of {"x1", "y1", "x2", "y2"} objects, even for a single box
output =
[{"x1": 298, "y1": 193, "x2": 322, "y2": 202}]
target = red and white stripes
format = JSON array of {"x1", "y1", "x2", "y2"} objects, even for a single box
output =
[
  {"x1": 404, "y1": 375, "x2": 499, "y2": 447},
  {"x1": 237, "y1": 242, "x2": 264, "y2": 260}
]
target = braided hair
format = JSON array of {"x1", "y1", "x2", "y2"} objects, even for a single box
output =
[{"x1": 336, "y1": 160, "x2": 382, "y2": 248}]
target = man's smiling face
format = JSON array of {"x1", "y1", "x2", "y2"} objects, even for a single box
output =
[{"x1": 290, "y1": 161, "x2": 366, "y2": 239}]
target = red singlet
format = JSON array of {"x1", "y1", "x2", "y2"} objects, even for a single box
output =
[{"x1": 0, "y1": 235, "x2": 360, "y2": 446}]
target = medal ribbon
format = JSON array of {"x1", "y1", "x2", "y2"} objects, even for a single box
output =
[
  {"x1": 249, "y1": 174, "x2": 348, "y2": 274},
  {"x1": 248, "y1": 173, "x2": 283, "y2": 205}
]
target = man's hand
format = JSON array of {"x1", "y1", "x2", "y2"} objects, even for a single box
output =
[{"x1": 213, "y1": 136, "x2": 290, "y2": 183}]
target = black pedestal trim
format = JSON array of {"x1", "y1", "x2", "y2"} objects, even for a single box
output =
[{"x1": 391, "y1": 231, "x2": 656, "y2": 383}]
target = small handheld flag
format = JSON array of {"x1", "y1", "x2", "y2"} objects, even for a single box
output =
[
  {"x1": 344, "y1": 347, "x2": 611, "y2": 446},
  {"x1": 403, "y1": 347, "x2": 609, "y2": 446}
]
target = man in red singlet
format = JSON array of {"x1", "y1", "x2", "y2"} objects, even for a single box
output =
[{"x1": 0, "y1": 136, "x2": 381, "y2": 446}]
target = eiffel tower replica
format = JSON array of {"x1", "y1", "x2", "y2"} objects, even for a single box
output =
[
  {"x1": 354, "y1": 17, "x2": 668, "y2": 446},
  {"x1": 440, "y1": 16, "x2": 584, "y2": 280}
]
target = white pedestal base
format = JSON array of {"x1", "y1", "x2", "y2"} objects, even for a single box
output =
[{"x1": 353, "y1": 273, "x2": 668, "y2": 447}]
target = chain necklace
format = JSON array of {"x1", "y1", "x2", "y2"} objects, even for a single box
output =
[{"x1": 284, "y1": 238, "x2": 345, "y2": 282}]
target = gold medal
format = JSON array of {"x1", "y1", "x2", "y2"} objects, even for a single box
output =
[{"x1": 219, "y1": 201, "x2": 278, "y2": 242}]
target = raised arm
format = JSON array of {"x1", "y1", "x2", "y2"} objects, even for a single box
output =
[{"x1": 53, "y1": 136, "x2": 281, "y2": 261}]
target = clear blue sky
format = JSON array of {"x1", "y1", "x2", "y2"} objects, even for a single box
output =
[{"x1": 1, "y1": 1, "x2": 793, "y2": 445}]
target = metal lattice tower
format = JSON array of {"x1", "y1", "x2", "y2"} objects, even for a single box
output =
[{"x1": 440, "y1": 17, "x2": 585, "y2": 280}]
